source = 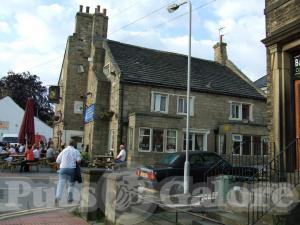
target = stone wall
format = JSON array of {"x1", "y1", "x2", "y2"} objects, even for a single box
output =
[{"x1": 265, "y1": 0, "x2": 300, "y2": 36}]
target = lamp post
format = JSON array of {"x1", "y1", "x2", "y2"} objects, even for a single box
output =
[{"x1": 167, "y1": 0, "x2": 192, "y2": 195}]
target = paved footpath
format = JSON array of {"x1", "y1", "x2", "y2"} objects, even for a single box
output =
[{"x1": 0, "y1": 210, "x2": 90, "y2": 225}]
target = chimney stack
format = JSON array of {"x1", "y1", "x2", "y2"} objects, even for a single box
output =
[
  {"x1": 86, "y1": 6, "x2": 90, "y2": 13},
  {"x1": 79, "y1": 5, "x2": 83, "y2": 12},
  {"x1": 97, "y1": 5, "x2": 100, "y2": 13},
  {"x1": 103, "y1": 8, "x2": 107, "y2": 16},
  {"x1": 213, "y1": 35, "x2": 228, "y2": 65}
]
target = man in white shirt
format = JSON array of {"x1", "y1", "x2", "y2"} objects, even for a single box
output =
[
  {"x1": 114, "y1": 144, "x2": 126, "y2": 163},
  {"x1": 55, "y1": 140, "x2": 81, "y2": 206},
  {"x1": 33, "y1": 144, "x2": 40, "y2": 160}
]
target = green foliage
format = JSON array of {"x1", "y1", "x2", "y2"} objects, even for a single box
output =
[
  {"x1": 81, "y1": 151, "x2": 90, "y2": 161},
  {"x1": 0, "y1": 71, "x2": 54, "y2": 126}
]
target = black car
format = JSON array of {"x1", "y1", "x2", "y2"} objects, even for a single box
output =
[{"x1": 136, "y1": 151, "x2": 258, "y2": 193}]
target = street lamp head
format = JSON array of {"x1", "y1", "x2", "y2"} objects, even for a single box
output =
[{"x1": 167, "y1": 3, "x2": 180, "y2": 13}]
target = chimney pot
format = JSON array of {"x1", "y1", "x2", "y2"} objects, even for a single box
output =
[
  {"x1": 86, "y1": 6, "x2": 90, "y2": 13},
  {"x1": 79, "y1": 5, "x2": 83, "y2": 12},
  {"x1": 103, "y1": 8, "x2": 107, "y2": 16},
  {"x1": 97, "y1": 5, "x2": 100, "y2": 12}
]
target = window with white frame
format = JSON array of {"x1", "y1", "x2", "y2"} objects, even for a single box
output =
[
  {"x1": 166, "y1": 130, "x2": 177, "y2": 153},
  {"x1": 177, "y1": 96, "x2": 194, "y2": 115},
  {"x1": 183, "y1": 132, "x2": 206, "y2": 151},
  {"x1": 232, "y1": 134, "x2": 242, "y2": 155},
  {"x1": 151, "y1": 92, "x2": 168, "y2": 113},
  {"x1": 108, "y1": 129, "x2": 115, "y2": 151},
  {"x1": 138, "y1": 128, "x2": 178, "y2": 153},
  {"x1": 139, "y1": 128, "x2": 151, "y2": 151},
  {"x1": 232, "y1": 134, "x2": 268, "y2": 156},
  {"x1": 229, "y1": 102, "x2": 252, "y2": 121},
  {"x1": 128, "y1": 127, "x2": 134, "y2": 151},
  {"x1": 152, "y1": 129, "x2": 164, "y2": 152}
]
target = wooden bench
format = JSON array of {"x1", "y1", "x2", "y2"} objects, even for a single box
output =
[{"x1": 26, "y1": 161, "x2": 40, "y2": 172}]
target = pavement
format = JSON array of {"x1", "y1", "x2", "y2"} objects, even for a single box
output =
[
  {"x1": 0, "y1": 168, "x2": 89, "y2": 225},
  {"x1": 0, "y1": 210, "x2": 90, "y2": 225}
]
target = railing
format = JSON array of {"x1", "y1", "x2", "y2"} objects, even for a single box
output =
[
  {"x1": 247, "y1": 139, "x2": 300, "y2": 225},
  {"x1": 204, "y1": 141, "x2": 273, "y2": 184}
]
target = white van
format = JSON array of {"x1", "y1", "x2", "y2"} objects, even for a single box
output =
[{"x1": 1, "y1": 134, "x2": 19, "y2": 145}]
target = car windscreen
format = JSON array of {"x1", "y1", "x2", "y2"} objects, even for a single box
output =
[
  {"x1": 2, "y1": 137, "x2": 18, "y2": 143},
  {"x1": 158, "y1": 153, "x2": 180, "y2": 165}
]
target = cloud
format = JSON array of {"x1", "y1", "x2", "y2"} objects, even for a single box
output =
[
  {"x1": 0, "y1": 21, "x2": 11, "y2": 34},
  {"x1": 0, "y1": 0, "x2": 266, "y2": 85},
  {"x1": 203, "y1": 0, "x2": 266, "y2": 80}
]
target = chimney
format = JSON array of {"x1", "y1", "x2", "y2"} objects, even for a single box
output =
[
  {"x1": 79, "y1": 5, "x2": 83, "y2": 13},
  {"x1": 213, "y1": 35, "x2": 228, "y2": 65},
  {"x1": 86, "y1": 6, "x2": 90, "y2": 13}
]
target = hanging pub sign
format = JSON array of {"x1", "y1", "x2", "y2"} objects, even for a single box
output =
[
  {"x1": 294, "y1": 54, "x2": 300, "y2": 77},
  {"x1": 84, "y1": 104, "x2": 95, "y2": 123},
  {"x1": 48, "y1": 86, "x2": 60, "y2": 103}
]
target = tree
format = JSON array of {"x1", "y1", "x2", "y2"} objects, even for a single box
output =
[{"x1": 0, "y1": 71, "x2": 54, "y2": 126}]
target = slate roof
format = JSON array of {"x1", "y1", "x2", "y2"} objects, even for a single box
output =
[
  {"x1": 254, "y1": 75, "x2": 267, "y2": 88},
  {"x1": 107, "y1": 40, "x2": 265, "y2": 100}
]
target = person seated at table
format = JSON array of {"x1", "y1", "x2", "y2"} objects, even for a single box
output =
[
  {"x1": 18, "y1": 144, "x2": 25, "y2": 154},
  {"x1": 4, "y1": 144, "x2": 16, "y2": 162},
  {"x1": 46, "y1": 144, "x2": 55, "y2": 163},
  {"x1": 114, "y1": 144, "x2": 126, "y2": 163},
  {"x1": 20, "y1": 144, "x2": 35, "y2": 172},
  {"x1": 33, "y1": 144, "x2": 40, "y2": 161}
]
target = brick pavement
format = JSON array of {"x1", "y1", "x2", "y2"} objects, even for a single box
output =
[{"x1": 0, "y1": 210, "x2": 90, "y2": 225}]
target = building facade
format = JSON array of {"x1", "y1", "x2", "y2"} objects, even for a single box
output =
[
  {"x1": 54, "y1": 5, "x2": 268, "y2": 165},
  {"x1": 263, "y1": 0, "x2": 300, "y2": 169},
  {"x1": 53, "y1": 5, "x2": 108, "y2": 150}
]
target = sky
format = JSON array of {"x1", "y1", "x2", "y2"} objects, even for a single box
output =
[{"x1": 0, "y1": 0, "x2": 266, "y2": 85}]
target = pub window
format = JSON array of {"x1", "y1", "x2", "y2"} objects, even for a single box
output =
[
  {"x1": 166, "y1": 130, "x2": 177, "y2": 153},
  {"x1": 229, "y1": 102, "x2": 253, "y2": 121},
  {"x1": 177, "y1": 96, "x2": 195, "y2": 116},
  {"x1": 242, "y1": 136, "x2": 251, "y2": 155},
  {"x1": 183, "y1": 132, "x2": 205, "y2": 151},
  {"x1": 152, "y1": 129, "x2": 164, "y2": 152},
  {"x1": 151, "y1": 92, "x2": 169, "y2": 113},
  {"x1": 139, "y1": 128, "x2": 151, "y2": 152},
  {"x1": 232, "y1": 134, "x2": 242, "y2": 155},
  {"x1": 253, "y1": 136, "x2": 261, "y2": 155}
]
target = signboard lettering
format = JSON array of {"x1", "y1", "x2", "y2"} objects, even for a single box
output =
[{"x1": 294, "y1": 55, "x2": 300, "y2": 76}]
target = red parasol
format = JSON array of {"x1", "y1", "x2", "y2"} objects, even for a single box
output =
[{"x1": 18, "y1": 98, "x2": 35, "y2": 145}]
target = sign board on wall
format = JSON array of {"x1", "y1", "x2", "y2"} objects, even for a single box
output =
[
  {"x1": 84, "y1": 104, "x2": 95, "y2": 123},
  {"x1": 74, "y1": 101, "x2": 83, "y2": 114},
  {"x1": 0, "y1": 121, "x2": 9, "y2": 130},
  {"x1": 294, "y1": 54, "x2": 300, "y2": 76}
]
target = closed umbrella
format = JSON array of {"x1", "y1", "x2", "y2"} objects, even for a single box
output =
[{"x1": 18, "y1": 98, "x2": 35, "y2": 145}]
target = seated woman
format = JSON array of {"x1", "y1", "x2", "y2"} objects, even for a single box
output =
[
  {"x1": 20, "y1": 144, "x2": 35, "y2": 172},
  {"x1": 4, "y1": 144, "x2": 16, "y2": 162}
]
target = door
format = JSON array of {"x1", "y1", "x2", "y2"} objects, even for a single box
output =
[{"x1": 294, "y1": 80, "x2": 300, "y2": 170}]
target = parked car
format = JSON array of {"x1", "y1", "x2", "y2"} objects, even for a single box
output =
[{"x1": 136, "y1": 151, "x2": 258, "y2": 194}]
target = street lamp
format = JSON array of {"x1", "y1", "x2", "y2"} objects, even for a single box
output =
[{"x1": 167, "y1": 1, "x2": 192, "y2": 195}]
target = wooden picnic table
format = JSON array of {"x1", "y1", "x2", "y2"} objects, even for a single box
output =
[{"x1": 92, "y1": 155, "x2": 114, "y2": 168}]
